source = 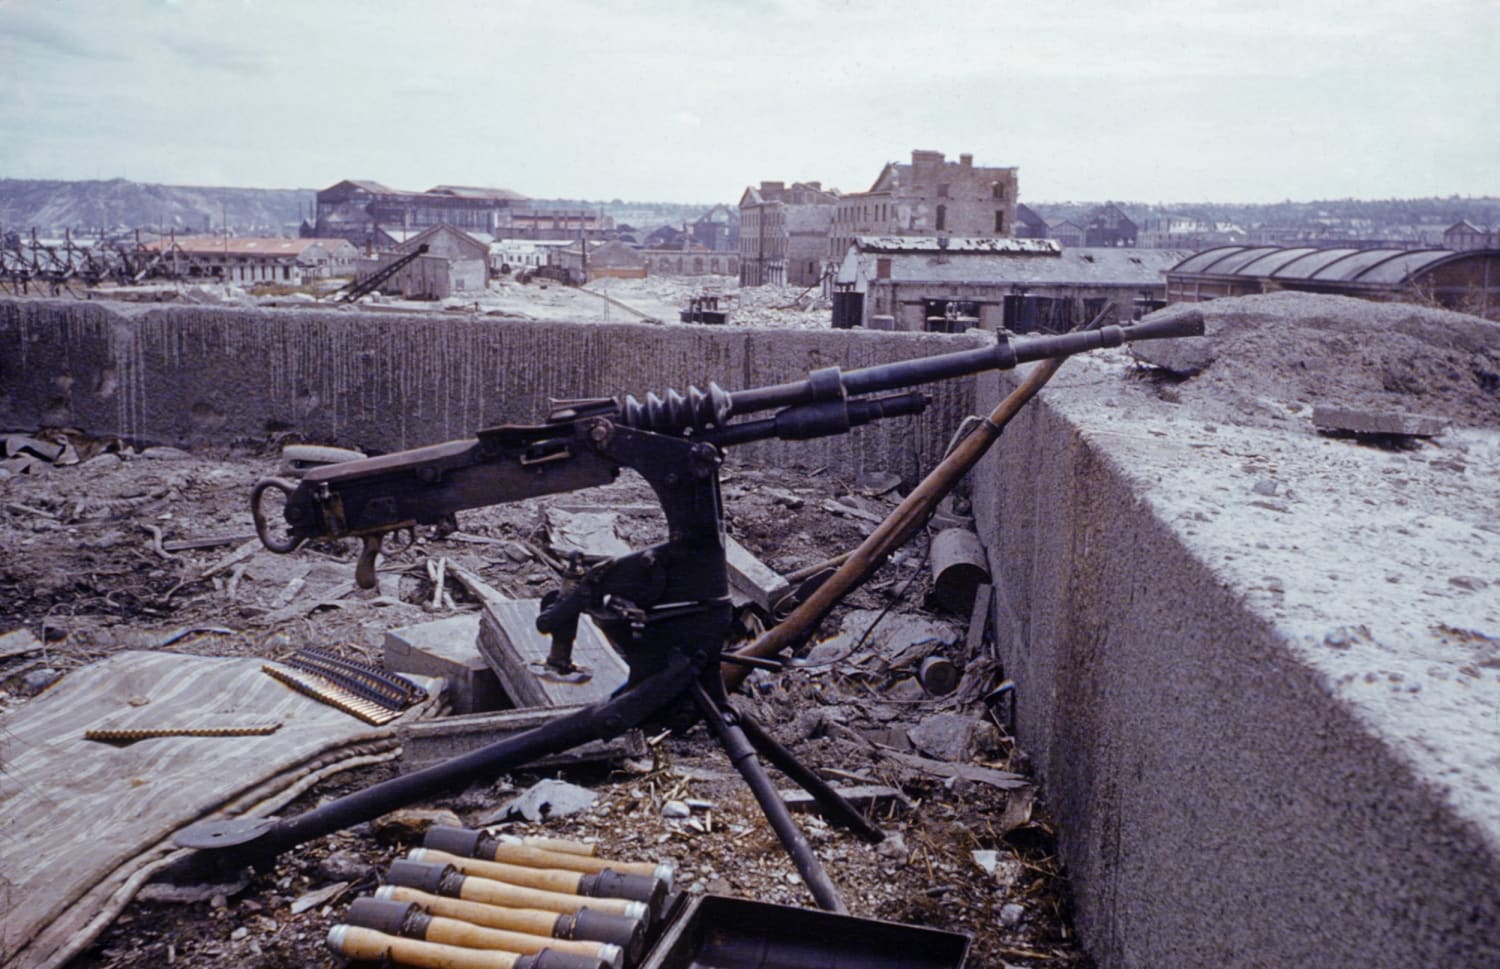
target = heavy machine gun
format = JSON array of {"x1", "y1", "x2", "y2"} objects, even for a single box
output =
[{"x1": 179, "y1": 314, "x2": 1204, "y2": 911}]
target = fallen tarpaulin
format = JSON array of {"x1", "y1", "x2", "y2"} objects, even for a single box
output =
[{"x1": 0, "y1": 650, "x2": 442, "y2": 969}]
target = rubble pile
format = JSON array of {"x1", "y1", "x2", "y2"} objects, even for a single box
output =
[{"x1": 0, "y1": 441, "x2": 1080, "y2": 968}]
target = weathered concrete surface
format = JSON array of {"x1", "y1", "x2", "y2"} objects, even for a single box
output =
[
  {"x1": 0, "y1": 297, "x2": 980, "y2": 482},
  {"x1": 973, "y1": 352, "x2": 1500, "y2": 968}
]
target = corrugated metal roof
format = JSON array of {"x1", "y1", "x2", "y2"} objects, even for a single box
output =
[
  {"x1": 345, "y1": 180, "x2": 397, "y2": 194},
  {"x1": 426, "y1": 185, "x2": 527, "y2": 201},
  {"x1": 855, "y1": 236, "x2": 1060, "y2": 255},
  {"x1": 866, "y1": 247, "x2": 1188, "y2": 286},
  {"x1": 1267, "y1": 248, "x2": 1362, "y2": 278},
  {"x1": 1236, "y1": 247, "x2": 1319, "y2": 276},
  {"x1": 1169, "y1": 246, "x2": 1248, "y2": 274},
  {"x1": 1169, "y1": 244, "x2": 1483, "y2": 288},
  {"x1": 1353, "y1": 250, "x2": 1454, "y2": 284},
  {"x1": 142, "y1": 237, "x2": 324, "y2": 257},
  {"x1": 1197, "y1": 246, "x2": 1286, "y2": 275}
]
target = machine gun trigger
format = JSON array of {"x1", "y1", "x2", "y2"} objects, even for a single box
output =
[
  {"x1": 251, "y1": 477, "x2": 304, "y2": 554},
  {"x1": 355, "y1": 534, "x2": 383, "y2": 590}
]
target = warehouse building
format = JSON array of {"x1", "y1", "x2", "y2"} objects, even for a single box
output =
[
  {"x1": 832, "y1": 236, "x2": 1186, "y2": 332},
  {"x1": 1165, "y1": 245, "x2": 1500, "y2": 321}
]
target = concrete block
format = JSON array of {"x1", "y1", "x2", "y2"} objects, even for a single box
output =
[
  {"x1": 1311, "y1": 405, "x2": 1447, "y2": 437},
  {"x1": 383, "y1": 614, "x2": 505, "y2": 714},
  {"x1": 478, "y1": 598, "x2": 628, "y2": 708},
  {"x1": 725, "y1": 534, "x2": 790, "y2": 612}
]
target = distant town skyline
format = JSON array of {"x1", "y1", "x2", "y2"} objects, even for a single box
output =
[{"x1": 1, "y1": 0, "x2": 1496, "y2": 206}]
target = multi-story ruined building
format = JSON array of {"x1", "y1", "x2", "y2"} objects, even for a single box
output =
[
  {"x1": 311, "y1": 181, "x2": 526, "y2": 241},
  {"x1": 828, "y1": 150, "x2": 1019, "y2": 265},
  {"x1": 309, "y1": 180, "x2": 611, "y2": 247},
  {"x1": 738, "y1": 180, "x2": 839, "y2": 287}
]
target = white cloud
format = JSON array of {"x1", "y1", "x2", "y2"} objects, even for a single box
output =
[{"x1": 0, "y1": 0, "x2": 1495, "y2": 203}]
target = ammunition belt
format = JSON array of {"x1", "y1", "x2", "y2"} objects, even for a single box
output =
[
  {"x1": 85, "y1": 724, "x2": 282, "y2": 744},
  {"x1": 284, "y1": 646, "x2": 427, "y2": 710},
  {"x1": 262, "y1": 663, "x2": 402, "y2": 725}
]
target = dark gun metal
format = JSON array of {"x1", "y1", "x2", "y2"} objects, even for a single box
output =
[{"x1": 181, "y1": 312, "x2": 1205, "y2": 914}]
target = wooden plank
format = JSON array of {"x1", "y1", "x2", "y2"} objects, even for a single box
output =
[
  {"x1": 396, "y1": 704, "x2": 644, "y2": 772},
  {"x1": 725, "y1": 535, "x2": 790, "y2": 612},
  {"x1": 0, "y1": 626, "x2": 43, "y2": 661},
  {"x1": 777, "y1": 783, "x2": 912, "y2": 813},
  {"x1": 966, "y1": 583, "x2": 993, "y2": 660},
  {"x1": 478, "y1": 599, "x2": 629, "y2": 708},
  {"x1": 161, "y1": 531, "x2": 258, "y2": 552}
]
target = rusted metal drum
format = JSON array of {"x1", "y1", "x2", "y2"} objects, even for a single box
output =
[{"x1": 929, "y1": 527, "x2": 990, "y2": 614}]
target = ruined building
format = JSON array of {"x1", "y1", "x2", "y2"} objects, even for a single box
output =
[
  {"x1": 738, "y1": 180, "x2": 839, "y2": 287},
  {"x1": 828, "y1": 150, "x2": 1019, "y2": 265},
  {"x1": 308, "y1": 180, "x2": 611, "y2": 248},
  {"x1": 832, "y1": 237, "x2": 1186, "y2": 331}
]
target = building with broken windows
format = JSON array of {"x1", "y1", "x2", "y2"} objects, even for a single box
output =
[
  {"x1": 828, "y1": 150, "x2": 1019, "y2": 266},
  {"x1": 309, "y1": 180, "x2": 612, "y2": 248},
  {"x1": 137, "y1": 236, "x2": 359, "y2": 284},
  {"x1": 641, "y1": 248, "x2": 739, "y2": 277},
  {"x1": 311, "y1": 181, "x2": 527, "y2": 242},
  {"x1": 1164, "y1": 245, "x2": 1500, "y2": 320},
  {"x1": 738, "y1": 180, "x2": 839, "y2": 288},
  {"x1": 353, "y1": 223, "x2": 488, "y2": 299},
  {"x1": 832, "y1": 236, "x2": 1188, "y2": 332},
  {"x1": 499, "y1": 209, "x2": 614, "y2": 242}
]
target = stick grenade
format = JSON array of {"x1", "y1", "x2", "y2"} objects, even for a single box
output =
[
  {"x1": 425, "y1": 826, "x2": 675, "y2": 889},
  {"x1": 387, "y1": 859, "x2": 649, "y2": 924},
  {"x1": 347, "y1": 897, "x2": 622, "y2": 969},
  {"x1": 410, "y1": 847, "x2": 666, "y2": 918},
  {"x1": 721, "y1": 351, "x2": 1072, "y2": 693},
  {"x1": 516, "y1": 835, "x2": 598, "y2": 857},
  {"x1": 328, "y1": 923, "x2": 605, "y2": 969},
  {"x1": 377, "y1": 885, "x2": 645, "y2": 967}
]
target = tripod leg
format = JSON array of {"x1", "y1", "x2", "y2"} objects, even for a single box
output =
[
  {"x1": 692, "y1": 683, "x2": 848, "y2": 914},
  {"x1": 735, "y1": 708, "x2": 885, "y2": 843},
  {"x1": 173, "y1": 652, "x2": 702, "y2": 864}
]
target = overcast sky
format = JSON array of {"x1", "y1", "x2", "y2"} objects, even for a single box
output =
[{"x1": 1, "y1": 0, "x2": 1496, "y2": 205}]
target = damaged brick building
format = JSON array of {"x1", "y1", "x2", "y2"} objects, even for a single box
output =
[{"x1": 828, "y1": 150, "x2": 1020, "y2": 266}]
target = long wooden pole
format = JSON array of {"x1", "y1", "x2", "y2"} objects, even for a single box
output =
[{"x1": 721, "y1": 355, "x2": 1068, "y2": 690}]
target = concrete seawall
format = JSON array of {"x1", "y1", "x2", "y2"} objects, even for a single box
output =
[
  {"x1": 974, "y1": 356, "x2": 1500, "y2": 968},
  {"x1": 0, "y1": 298, "x2": 980, "y2": 481}
]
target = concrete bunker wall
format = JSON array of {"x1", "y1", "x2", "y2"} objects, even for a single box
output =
[
  {"x1": 971, "y1": 368, "x2": 1499, "y2": 968},
  {"x1": 0, "y1": 298, "x2": 981, "y2": 480}
]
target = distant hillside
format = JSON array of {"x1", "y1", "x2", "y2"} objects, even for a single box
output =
[
  {"x1": 0, "y1": 178, "x2": 316, "y2": 236},
  {"x1": 0, "y1": 179, "x2": 729, "y2": 238}
]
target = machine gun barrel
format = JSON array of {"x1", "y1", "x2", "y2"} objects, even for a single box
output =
[{"x1": 620, "y1": 313, "x2": 1203, "y2": 436}]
